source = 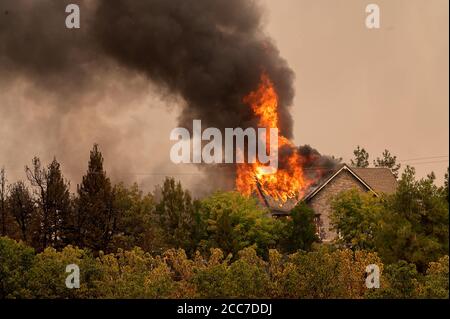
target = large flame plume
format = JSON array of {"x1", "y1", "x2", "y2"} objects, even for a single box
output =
[{"x1": 236, "y1": 72, "x2": 313, "y2": 203}]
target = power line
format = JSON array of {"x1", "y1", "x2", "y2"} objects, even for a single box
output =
[
  {"x1": 398, "y1": 160, "x2": 449, "y2": 165},
  {"x1": 1, "y1": 155, "x2": 448, "y2": 177},
  {"x1": 398, "y1": 155, "x2": 448, "y2": 162}
]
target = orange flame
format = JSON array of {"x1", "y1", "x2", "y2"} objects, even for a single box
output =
[{"x1": 236, "y1": 72, "x2": 312, "y2": 203}]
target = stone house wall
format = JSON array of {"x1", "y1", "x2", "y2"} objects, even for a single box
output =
[{"x1": 307, "y1": 169, "x2": 368, "y2": 242}]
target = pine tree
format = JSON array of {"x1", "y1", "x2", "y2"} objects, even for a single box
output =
[
  {"x1": 46, "y1": 159, "x2": 72, "y2": 248},
  {"x1": 281, "y1": 201, "x2": 318, "y2": 252},
  {"x1": 155, "y1": 177, "x2": 202, "y2": 255},
  {"x1": 76, "y1": 144, "x2": 116, "y2": 252},
  {"x1": 26, "y1": 157, "x2": 72, "y2": 250},
  {"x1": 0, "y1": 168, "x2": 8, "y2": 236},
  {"x1": 443, "y1": 167, "x2": 449, "y2": 202},
  {"x1": 351, "y1": 146, "x2": 369, "y2": 168},
  {"x1": 374, "y1": 149, "x2": 401, "y2": 178},
  {"x1": 8, "y1": 181, "x2": 35, "y2": 242}
]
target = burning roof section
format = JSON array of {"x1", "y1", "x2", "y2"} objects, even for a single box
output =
[{"x1": 255, "y1": 163, "x2": 398, "y2": 213}]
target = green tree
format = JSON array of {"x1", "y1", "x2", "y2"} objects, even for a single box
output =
[
  {"x1": 112, "y1": 183, "x2": 160, "y2": 253},
  {"x1": 0, "y1": 168, "x2": 6, "y2": 236},
  {"x1": 378, "y1": 167, "x2": 449, "y2": 271},
  {"x1": 26, "y1": 158, "x2": 72, "y2": 250},
  {"x1": 27, "y1": 245, "x2": 101, "y2": 298},
  {"x1": 191, "y1": 247, "x2": 270, "y2": 298},
  {"x1": 200, "y1": 191, "x2": 281, "y2": 258},
  {"x1": 351, "y1": 145, "x2": 369, "y2": 168},
  {"x1": 96, "y1": 247, "x2": 175, "y2": 298},
  {"x1": 224, "y1": 247, "x2": 270, "y2": 298},
  {"x1": 155, "y1": 177, "x2": 203, "y2": 255},
  {"x1": 421, "y1": 255, "x2": 449, "y2": 298},
  {"x1": 368, "y1": 260, "x2": 421, "y2": 299},
  {"x1": 8, "y1": 181, "x2": 35, "y2": 243},
  {"x1": 1, "y1": 236, "x2": 446, "y2": 299},
  {"x1": 0, "y1": 168, "x2": 13, "y2": 237},
  {"x1": 280, "y1": 201, "x2": 318, "y2": 252},
  {"x1": 0, "y1": 236, "x2": 35, "y2": 298},
  {"x1": 331, "y1": 166, "x2": 449, "y2": 272},
  {"x1": 76, "y1": 144, "x2": 117, "y2": 252},
  {"x1": 374, "y1": 149, "x2": 401, "y2": 178},
  {"x1": 441, "y1": 167, "x2": 449, "y2": 202},
  {"x1": 285, "y1": 247, "x2": 382, "y2": 298},
  {"x1": 331, "y1": 189, "x2": 383, "y2": 250},
  {"x1": 191, "y1": 248, "x2": 231, "y2": 298}
]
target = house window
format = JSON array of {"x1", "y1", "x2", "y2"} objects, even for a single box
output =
[{"x1": 313, "y1": 214, "x2": 322, "y2": 240}]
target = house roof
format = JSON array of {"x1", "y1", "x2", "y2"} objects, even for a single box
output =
[
  {"x1": 256, "y1": 163, "x2": 398, "y2": 212},
  {"x1": 303, "y1": 164, "x2": 397, "y2": 201},
  {"x1": 254, "y1": 178, "x2": 299, "y2": 213},
  {"x1": 350, "y1": 167, "x2": 398, "y2": 194}
]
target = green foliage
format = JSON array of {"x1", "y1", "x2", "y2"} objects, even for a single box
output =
[
  {"x1": 279, "y1": 201, "x2": 318, "y2": 252},
  {"x1": 289, "y1": 248, "x2": 345, "y2": 298},
  {"x1": 0, "y1": 168, "x2": 16, "y2": 238},
  {"x1": 26, "y1": 157, "x2": 72, "y2": 250},
  {"x1": 112, "y1": 183, "x2": 159, "y2": 253},
  {"x1": 27, "y1": 245, "x2": 101, "y2": 298},
  {"x1": 76, "y1": 144, "x2": 116, "y2": 252},
  {"x1": 331, "y1": 167, "x2": 449, "y2": 272},
  {"x1": 190, "y1": 248, "x2": 231, "y2": 298},
  {"x1": 1, "y1": 145, "x2": 448, "y2": 299},
  {"x1": 96, "y1": 247, "x2": 174, "y2": 298},
  {"x1": 378, "y1": 167, "x2": 449, "y2": 271},
  {"x1": 225, "y1": 247, "x2": 271, "y2": 298},
  {"x1": 441, "y1": 167, "x2": 449, "y2": 202},
  {"x1": 0, "y1": 168, "x2": 7, "y2": 237},
  {"x1": 331, "y1": 190, "x2": 383, "y2": 250},
  {"x1": 367, "y1": 260, "x2": 421, "y2": 299},
  {"x1": 287, "y1": 248, "x2": 370, "y2": 298},
  {"x1": 421, "y1": 255, "x2": 449, "y2": 298},
  {"x1": 155, "y1": 177, "x2": 203, "y2": 255},
  {"x1": 351, "y1": 145, "x2": 369, "y2": 168},
  {"x1": 191, "y1": 247, "x2": 271, "y2": 298},
  {"x1": 200, "y1": 191, "x2": 281, "y2": 258},
  {"x1": 0, "y1": 237, "x2": 35, "y2": 298},
  {"x1": 373, "y1": 149, "x2": 401, "y2": 178},
  {"x1": 0, "y1": 237, "x2": 448, "y2": 299},
  {"x1": 7, "y1": 181, "x2": 35, "y2": 242}
]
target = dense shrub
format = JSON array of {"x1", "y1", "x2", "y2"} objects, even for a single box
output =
[
  {"x1": 0, "y1": 237, "x2": 35, "y2": 298},
  {"x1": 2, "y1": 237, "x2": 447, "y2": 299}
]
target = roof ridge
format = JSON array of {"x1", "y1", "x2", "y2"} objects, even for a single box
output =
[
  {"x1": 351, "y1": 167, "x2": 392, "y2": 169},
  {"x1": 304, "y1": 164, "x2": 378, "y2": 201}
]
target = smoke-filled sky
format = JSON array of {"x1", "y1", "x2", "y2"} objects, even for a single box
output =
[
  {"x1": 262, "y1": 0, "x2": 449, "y2": 184},
  {"x1": 0, "y1": 0, "x2": 448, "y2": 195}
]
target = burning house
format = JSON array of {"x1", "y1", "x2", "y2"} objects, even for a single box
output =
[
  {"x1": 233, "y1": 72, "x2": 397, "y2": 243},
  {"x1": 255, "y1": 163, "x2": 398, "y2": 242}
]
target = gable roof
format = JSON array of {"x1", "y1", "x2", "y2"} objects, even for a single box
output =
[
  {"x1": 255, "y1": 163, "x2": 398, "y2": 212},
  {"x1": 303, "y1": 164, "x2": 376, "y2": 201},
  {"x1": 303, "y1": 164, "x2": 397, "y2": 201},
  {"x1": 350, "y1": 167, "x2": 398, "y2": 194},
  {"x1": 254, "y1": 178, "x2": 299, "y2": 213}
]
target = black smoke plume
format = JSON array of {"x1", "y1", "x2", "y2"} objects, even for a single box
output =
[
  {"x1": 1, "y1": 0, "x2": 294, "y2": 134},
  {"x1": 298, "y1": 145, "x2": 340, "y2": 184},
  {"x1": 0, "y1": 0, "x2": 336, "y2": 194}
]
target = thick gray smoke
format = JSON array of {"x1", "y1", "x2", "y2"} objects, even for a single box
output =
[
  {"x1": 298, "y1": 145, "x2": 340, "y2": 184},
  {"x1": 0, "y1": 0, "x2": 98, "y2": 99},
  {"x1": 1, "y1": 0, "x2": 294, "y2": 134},
  {"x1": 93, "y1": 0, "x2": 296, "y2": 137},
  {"x1": 0, "y1": 0, "x2": 335, "y2": 195}
]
